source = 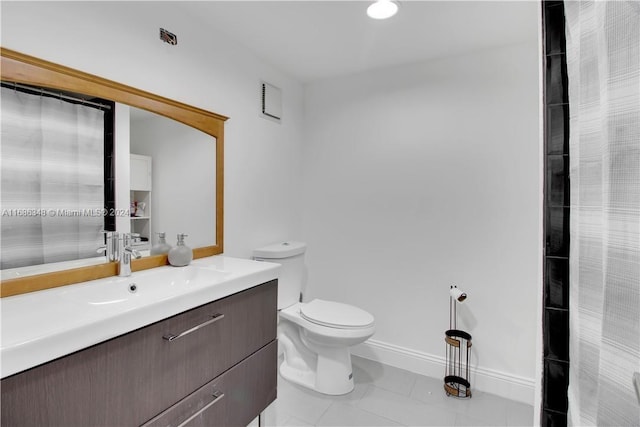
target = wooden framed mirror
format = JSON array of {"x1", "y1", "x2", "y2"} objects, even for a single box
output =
[{"x1": 0, "y1": 48, "x2": 226, "y2": 297}]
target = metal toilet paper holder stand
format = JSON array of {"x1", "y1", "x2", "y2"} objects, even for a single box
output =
[{"x1": 444, "y1": 285, "x2": 472, "y2": 398}]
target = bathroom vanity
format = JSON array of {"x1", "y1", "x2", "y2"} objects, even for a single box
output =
[{"x1": 0, "y1": 256, "x2": 279, "y2": 427}]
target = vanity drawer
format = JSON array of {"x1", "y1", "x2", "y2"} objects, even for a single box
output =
[
  {"x1": 0, "y1": 280, "x2": 277, "y2": 427},
  {"x1": 103, "y1": 279, "x2": 278, "y2": 423},
  {"x1": 142, "y1": 340, "x2": 278, "y2": 427}
]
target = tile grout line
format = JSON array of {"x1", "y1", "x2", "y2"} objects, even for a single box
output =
[
  {"x1": 350, "y1": 386, "x2": 414, "y2": 427},
  {"x1": 312, "y1": 400, "x2": 333, "y2": 426}
]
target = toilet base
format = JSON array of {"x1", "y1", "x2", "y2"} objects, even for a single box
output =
[
  {"x1": 280, "y1": 347, "x2": 355, "y2": 395},
  {"x1": 277, "y1": 302, "x2": 374, "y2": 396}
]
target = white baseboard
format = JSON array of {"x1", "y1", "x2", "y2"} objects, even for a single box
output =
[{"x1": 351, "y1": 338, "x2": 535, "y2": 405}]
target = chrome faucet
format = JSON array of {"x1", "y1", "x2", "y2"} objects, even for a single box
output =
[
  {"x1": 97, "y1": 231, "x2": 119, "y2": 262},
  {"x1": 118, "y1": 233, "x2": 142, "y2": 277}
]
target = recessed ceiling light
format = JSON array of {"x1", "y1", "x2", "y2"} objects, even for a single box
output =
[{"x1": 367, "y1": 0, "x2": 399, "y2": 20}]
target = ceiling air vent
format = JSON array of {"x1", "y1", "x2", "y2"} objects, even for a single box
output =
[
  {"x1": 261, "y1": 82, "x2": 282, "y2": 121},
  {"x1": 159, "y1": 28, "x2": 177, "y2": 45}
]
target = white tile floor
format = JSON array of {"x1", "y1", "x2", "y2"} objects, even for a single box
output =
[{"x1": 256, "y1": 356, "x2": 534, "y2": 427}]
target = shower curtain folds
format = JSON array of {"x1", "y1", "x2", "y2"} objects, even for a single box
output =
[
  {"x1": 564, "y1": 1, "x2": 640, "y2": 425},
  {"x1": 1, "y1": 86, "x2": 105, "y2": 269}
]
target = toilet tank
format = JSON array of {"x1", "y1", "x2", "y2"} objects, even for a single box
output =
[{"x1": 253, "y1": 241, "x2": 306, "y2": 310}]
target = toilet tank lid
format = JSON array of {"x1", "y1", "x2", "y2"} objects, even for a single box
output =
[{"x1": 253, "y1": 241, "x2": 306, "y2": 259}]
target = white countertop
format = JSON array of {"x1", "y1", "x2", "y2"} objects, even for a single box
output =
[{"x1": 0, "y1": 256, "x2": 280, "y2": 378}]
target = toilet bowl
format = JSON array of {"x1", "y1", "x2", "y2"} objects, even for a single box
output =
[
  {"x1": 278, "y1": 300, "x2": 375, "y2": 395},
  {"x1": 253, "y1": 241, "x2": 376, "y2": 395}
]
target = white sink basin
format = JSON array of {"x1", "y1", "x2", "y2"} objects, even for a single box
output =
[
  {"x1": 59, "y1": 265, "x2": 232, "y2": 306},
  {"x1": 1, "y1": 256, "x2": 280, "y2": 378}
]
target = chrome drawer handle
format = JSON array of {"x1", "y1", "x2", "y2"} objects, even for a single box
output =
[
  {"x1": 163, "y1": 313, "x2": 225, "y2": 342},
  {"x1": 176, "y1": 391, "x2": 225, "y2": 427}
]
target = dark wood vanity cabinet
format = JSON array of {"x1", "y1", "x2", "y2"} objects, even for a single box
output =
[{"x1": 1, "y1": 280, "x2": 278, "y2": 427}]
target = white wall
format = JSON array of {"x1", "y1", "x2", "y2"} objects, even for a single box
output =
[
  {"x1": 302, "y1": 43, "x2": 541, "y2": 402},
  {"x1": 0, "y1": 1, "x2": 305, "y2": 258}
]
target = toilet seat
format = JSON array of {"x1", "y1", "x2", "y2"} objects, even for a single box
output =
[{"x1": 300, "y1": 299, "x2": 374, "y2": 329}]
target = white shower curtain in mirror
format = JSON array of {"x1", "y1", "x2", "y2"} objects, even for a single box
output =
[
  {"x1": 1, "y1": 87, "x2": 104, "y2": 269},
  {"x1": 565, "y1": 1, "x2": 640, "y2": 426}
]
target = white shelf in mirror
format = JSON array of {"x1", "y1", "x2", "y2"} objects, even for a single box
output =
[{"x1": 130, "y1": 154, "x2": 152, "y2": 251}]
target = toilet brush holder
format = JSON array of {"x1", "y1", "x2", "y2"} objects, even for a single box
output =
[{"x1": 444, "y1": 285, "x2": 472, "y2": 398}]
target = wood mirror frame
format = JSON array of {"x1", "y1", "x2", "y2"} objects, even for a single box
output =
[{"x1": 0, "y1": 48, "x2": 226, "y2": 297}]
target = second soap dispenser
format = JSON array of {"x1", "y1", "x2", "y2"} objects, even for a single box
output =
[
  {"x1": 151, "y1": 232, "x2": 172, "y2": 255},
  {"x1": 168, "y1": 233, "x2": 193, "y2": 267}
]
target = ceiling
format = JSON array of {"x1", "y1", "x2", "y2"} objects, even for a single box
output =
[{"x1": 182, "y1": 1, "x2": 539, "y2": 83}]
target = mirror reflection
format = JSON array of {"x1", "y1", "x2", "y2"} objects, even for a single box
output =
[
  {"x1": 0, "y1": 84, "x2": 112, "y2": 272},
  {"x1": 128, "y1": 106, "x2": 216, "y2": 254},
  {"x1": 0, "y1": 84, "x2": 216, "y2": 279}
]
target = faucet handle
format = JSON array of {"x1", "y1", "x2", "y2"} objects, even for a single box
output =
[
  {"x1": 125, "y1": 246, "x2": 143, "y2": 259},
  {"x1": 120, "y1": 233, "x2": 143, "y2": 259}
]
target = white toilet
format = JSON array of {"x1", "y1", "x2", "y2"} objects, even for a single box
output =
[{"x1": 253, "y1": 241, "x2": 375, "y2": 395}]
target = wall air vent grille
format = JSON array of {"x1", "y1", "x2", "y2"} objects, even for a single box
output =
[{"x1": 261, "y1": 82, "x2": 282, "y2": 121}]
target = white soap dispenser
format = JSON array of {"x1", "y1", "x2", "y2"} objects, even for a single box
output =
[
  {"x1": 168, "y1": 233, "x2": 193, "y2": 267},
  {"x1": 151, "y1": 232, "x2": 172, "y2": 255}
]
